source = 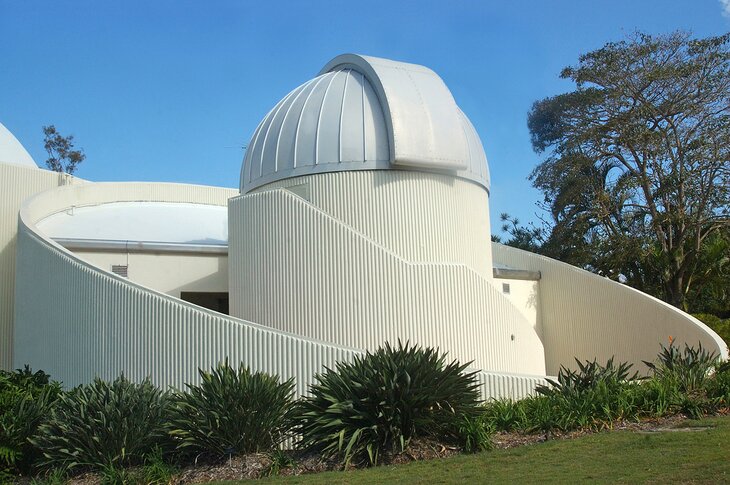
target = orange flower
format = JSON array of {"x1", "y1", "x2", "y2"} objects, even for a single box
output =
[{"x1": 668, "y1": 335, "x2": 674, "y2": 345}]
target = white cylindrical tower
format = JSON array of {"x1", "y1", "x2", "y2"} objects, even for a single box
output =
[{"x1": 228, "y1": 55, "x2": 545, "y2": 375}]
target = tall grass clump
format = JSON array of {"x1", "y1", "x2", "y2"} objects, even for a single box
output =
[
  {"x1": 296, "y1": 342, "x2": 486, "y2": 466},
  {"x1": 167, "y1": 360, "x2": 295, "y2": 458},
  {"x1": 32, "y1": 375, "x2": 172, "y2": 473},
  {"x1": 482, "y1": 399, "x2": 527, "y2": 432},
  {"x1": 0, "y1": 367, "x2": 61, "y2": 477}
]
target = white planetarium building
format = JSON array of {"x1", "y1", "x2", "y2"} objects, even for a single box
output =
[{"x1": 1, "y1": 55, "x2": 726, "y2": 398}]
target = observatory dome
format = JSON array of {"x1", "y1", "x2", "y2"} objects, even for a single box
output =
[
  {"x1": 240, "y1": 54, "x2": 490, "y2": 193},
  {"x1": 0, "y1": 122, "x2": 37, "y2": 168}
]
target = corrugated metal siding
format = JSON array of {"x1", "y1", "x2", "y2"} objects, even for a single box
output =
[
  {"x1": 0, "y1": 164, "x2": 71, "y2": 370},
  {"x1": 492, "y1": 243, "x2": 729, "y2": 374},
  {"x1": 253, "y1": 171, "x2": 493, "y2": 279},
  {"x1": 229, "y1": 176, "x2": 546, "y2": 376},
  {"x1": 12, "y1": 180, "x2": 545, "y2": 399}
]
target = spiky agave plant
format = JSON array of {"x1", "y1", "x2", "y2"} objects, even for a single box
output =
[
  {"x1": 295, "y1": 341, "x2": 482, "y2": 466},
  {"x1": 167, "y1": 360, "x2": 295, "y2": 457}
]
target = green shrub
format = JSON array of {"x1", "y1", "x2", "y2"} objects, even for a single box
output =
[
  {"x1": 482, "y1": 399, "x2": 527, "y2": 432},
  {"x1": 706, "y1": 361, "x2": 730, "y2": 406},
  {"x1": 626, "y1": 377, "x2": 681, "y2": 417},
  {"x1": 643, "y1": 343, "x2": 719, "y2": 392},
  {"x1": 167, "y1": 360, "x2": 295, "y2": 457},
  {"x1": 519, "y1": 395, "x2": 566, "y2": 435},
  {"x1": 0, "y1": 367, "x2": 61, "y2": 475},
  {"x1": 536, "y1": 358, "x2": 637, "y2": 396},
  {"x1": 32, "y1": 375, "x2": 172, "y2": 472},
  {"x1": 527, "y1": 358, "x2": 641, "y2": 432},
  {"x1": 296, "y1": 342, "x2": 482, "y2": 466}
]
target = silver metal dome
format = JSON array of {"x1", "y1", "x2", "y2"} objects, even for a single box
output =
[{"x1": 240, "y1": 54, "x2": 490, "y2": 193}]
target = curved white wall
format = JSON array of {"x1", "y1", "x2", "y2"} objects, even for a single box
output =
[
  {"x1": 252, "y1": 171, "x2": 494, "y2": 279},
  {"x1": 492, "y1": 243, "x2": 729, "y2": 374},
  {"x1": 0, "y1": 163, "x2": 72, "y2": 369},
  {"x1": 12, "y1": 180, "x2": 544, "y2": 398},
  {"x1": 229, "y1": 171, "x2": 546, "y2": 376}
]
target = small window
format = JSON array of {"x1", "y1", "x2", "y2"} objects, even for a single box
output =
[
  {"x1": 180, "y1": 292, "x2": 229, "y2": 315},
  {"x1": 502, "y1": 283, "x2": 510, "y2": 294}
]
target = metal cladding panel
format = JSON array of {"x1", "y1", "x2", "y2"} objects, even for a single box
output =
[
  {"x1": 11, "y1": 179, "x2": 543, "y2": 399},
  {"x1": 229, "y1": 172, "x2": 546, "y2": 376},
  {"x1": 240, "y1": 54, "x2": 490, "y2": 194},
  {"x1": 255, "y1": 171, "x2": 494, "y2": 279},
  {"x1": 492, "y1": 243, "x2": 729, "y2": 375},
  {"x1": 240, "y1": 70, "x2": 391, "y2": 193},
  {"x1": 0, "y1": 164, "x2": 69, "y2": 369}
]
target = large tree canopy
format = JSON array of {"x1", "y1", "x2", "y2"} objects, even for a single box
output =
[{"x1": 526, "y1": 31, "x2": 730, "y2": 311}]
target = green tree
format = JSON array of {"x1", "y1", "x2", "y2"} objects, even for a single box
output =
[
  {"x1": 42, "y1": 125, "x2": 85, "y2": 174},
  {"x1": 526, "y1": 31, "x2": 730, "y2": 310}
]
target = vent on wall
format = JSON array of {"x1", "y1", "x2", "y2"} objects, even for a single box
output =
[{"x1": 111, "y1": 265, "x2": 128, "y2": 278}]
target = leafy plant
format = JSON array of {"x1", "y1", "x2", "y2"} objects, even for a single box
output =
[
  {"x1": 264, "y1": 450, "x2": 296, "y2": 477},
  {"x1": 28, "y1": 467, "x2": 67, "y2": 485},
  {"x1": 482, "y1": 399, "x2": 527, "y2": 432},
  {"x1": 32, "y1": 375, "x2": 172, "y2": 472},
  {"x1": 167, "y1": 360, "x2": 295, "y2": 457},
  {"x1": 537, "y1": 358, "x2": 638, "y2": 396},
  {"x1": 643, "y1": 343, "x2": 719, "y2": 392},
  {"x1": 457, "y1": 414, "x2": 493, "y2": 453},
  {"x1": 295, "y1": 341, "x2": 481, "y2": 466},
  {"x1": 138, "y1": 447, "x2": 176, "y2": 485},
  {"x1": 528, "y1": 358, "x2": 641, "y2": 432},
  {"x1": 0, "y1": 367, "x2": 62, "y2": 475},
  {"x1": 706, "y1": 361, "x2": 730, "y2": 407}
]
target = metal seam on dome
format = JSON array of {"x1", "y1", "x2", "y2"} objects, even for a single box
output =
[
  {"x1": 259, "y1": 85, "x2": 302, "y2": 177},
  {"x1": 293, "y1": 74, "x2": 329, "y2": 169},
  {"x1": 360, "y1": 72, "x2": 366, "y2": 163},
  {"x1": 338, "y1": 70, "x2": 350, "y2": 164},
  {"x1": 244, "y1": 110, "x2": 271, "y2": 186},
  {"x1": 275, "y1": 77, "x2": 317, "y2": 174},
  {"x1": 248, "y1": 105, "x2": 281, "y2": 184},
  {"x1": 314, "y1": 70, "x2": 341, "y2": 165}
]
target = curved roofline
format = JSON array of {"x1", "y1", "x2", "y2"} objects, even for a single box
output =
[
  {"x1": 0, "y1": 122, "x2": 38, "y2": 168},
  {"x1": 319, "y1": 54, "x2": 469, "y2": 171}
]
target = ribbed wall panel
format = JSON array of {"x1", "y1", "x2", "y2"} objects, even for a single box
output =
[
  {"x1": 0, "y1": 164, "x2": 72, "y2": 370},
  {"x1": 492, "y1": 243, "x2": 729, "y2": 374},
  {"x1": 254, "y1": 171, "x2": 493, "y2": 279},
  {"x1": 229, "y1": 179, "x2": 545, "y2": 375},
  {"x1": 12, "y1": 180, "x2": 544, "y2": 399}
]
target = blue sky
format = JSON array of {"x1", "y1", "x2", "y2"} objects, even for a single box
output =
[{"x1": 1, "y1": 1, "x2": 729, "y2": 233}]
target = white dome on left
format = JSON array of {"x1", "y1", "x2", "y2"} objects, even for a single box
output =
[{"x1": 0, "y1": 122, "x2": 37, "y2": 168}]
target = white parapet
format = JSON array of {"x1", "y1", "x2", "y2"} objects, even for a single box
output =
[{"x1": 492, "y1": 243, "x2": 729, "y2": 374}]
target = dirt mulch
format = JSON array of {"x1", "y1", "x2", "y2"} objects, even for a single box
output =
[{"x1": 170, "y1": 437, "x2": 460, "y2": 484}]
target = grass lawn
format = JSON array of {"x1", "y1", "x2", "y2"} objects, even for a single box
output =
[{"x1": 216, "y1": 416, "x2": 730, "y2": 485}]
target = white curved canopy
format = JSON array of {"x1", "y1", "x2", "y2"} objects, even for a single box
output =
[
  {"x1": 0, "y1": 122, "x2": 37, "y2": 168},
  {"x1": 36, "y1": 202, "x2": 228, "y2": 245},
  {"x1": 240, "y1": 54, "x2": 490, "y2": 193}
]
